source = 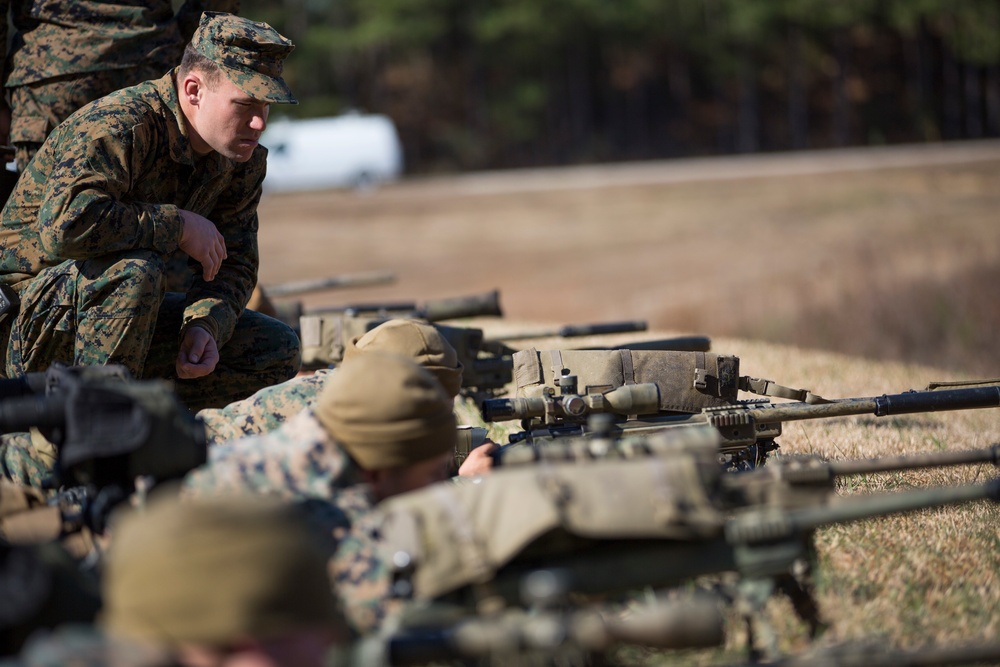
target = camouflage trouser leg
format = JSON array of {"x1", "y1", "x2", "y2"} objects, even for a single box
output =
[
  {"x1": 142, "y1": 293, "x2": 302, "y2": 413},
  {"x1": 9, "y1": 65, "x2": 171, "y2": 172},
  {"x1": 6, "y1": 252, "x2": 164, "y2": 377}
]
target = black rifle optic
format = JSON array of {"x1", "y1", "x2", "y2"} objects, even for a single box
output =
[
  {"x1": 482, "y1": 382, "x2": 1000, "y2": 469},
  {"x1": 0, "y1": 364, "x2": 206, "y2": 533}
]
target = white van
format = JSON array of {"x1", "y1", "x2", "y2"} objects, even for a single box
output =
[{"x1": 259, "y1": 112, "x2": 403, "y2": 193}]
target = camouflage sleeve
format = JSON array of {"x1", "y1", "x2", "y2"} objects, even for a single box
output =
[
  {"x1": 175, "y1": 0, "x2": 243, "y2": 45},
  {"x1": 183, "y1": 410, "x2": 355, "y2": 502},
  {"x1": 32, "y1": 105, "x2": 184, "y2": 261},
  {"x1": 198, "y1": 369, "x2": 331, "y2": 445},
  {"x1": 329, "y1": 512, "x2": 403, "y2": 636},
  {"x1": 180, "y1": 150, "x2": 264, "y2": 345},
  {"x1": 298, "y1": 484, "x2": 375, "y2": 552}
]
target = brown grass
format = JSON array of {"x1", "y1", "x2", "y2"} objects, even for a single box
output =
[
  {"x1": 257, "y1": 155, "x2": 1000, "y2": 377},
  {"x1": 257, "y1": 150, "x2": 1000, "y2": 662},
  {"x1": 475, "y1": 332, "x2": 1000, "y2": 664}
]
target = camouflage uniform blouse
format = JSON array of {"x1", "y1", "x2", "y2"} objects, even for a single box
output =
[
  {"x1": 183, "y1": 407, "x2": 375, "y2": 550},
  {"x1": 0, "y1": 70, "x2": 262, "y2": 345},
  {"x1": 198, "y1": 369, "x2": 332, "y2": 445},
  {"x1": 0, "y1": 1, "x2": 238, "y2": 87},
  {"x1": 183, "y1": 408, "x2": 370, "y2": 508}
]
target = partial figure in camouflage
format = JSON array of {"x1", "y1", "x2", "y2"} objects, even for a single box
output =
[
  {"x1": 6, "y1": 494, "x2": 345, "y2": 667},
  {"x1": 0, "y1": 431, "x2": 52, "y2": 489},
  {"x1": 0, "y1": 13, "x2": 300, "y2": 411},
  {"x1": 0, "y1": 1, "x2": 240, "y2": 172},
  {"x1": 185, "y1": 333, "x2": 459, "y2": 561},
  {"x1": 197, "y1": 369, "x2": 333, "y2": 444},
  {"x1": 188, "y1": 319, "x2": 490, "y2": 498}
]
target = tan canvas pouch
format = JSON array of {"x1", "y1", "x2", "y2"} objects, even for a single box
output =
[
  {"x1": 376, "y1": 455, "x2": 724, "y2": 600},
  {"x1": 300, "y1": 314, "x2": 385, "y2": 368}
]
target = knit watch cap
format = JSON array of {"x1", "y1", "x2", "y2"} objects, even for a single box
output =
[
  {"x1": 344, "y1": 319, "x2": 464, "y2": 398},
  {"x1": 315, "y1": 352, "x2": 457, "y2": 470}
]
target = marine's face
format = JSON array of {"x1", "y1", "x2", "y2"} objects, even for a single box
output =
[{"x1": 189, "y1": 73, "x2": 269, "y2": 162}]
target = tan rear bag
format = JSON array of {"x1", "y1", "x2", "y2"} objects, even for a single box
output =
[{"x1": 375, "y1": 452, "x2": 724, "y2": 601}]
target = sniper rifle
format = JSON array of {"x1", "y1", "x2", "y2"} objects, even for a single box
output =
[
  {"x1": 482, "y1": 381, "x2": 1000, "y2": 469},
  {"x1": 353, "y1": 447, "x2": 999, "y2": 660}
]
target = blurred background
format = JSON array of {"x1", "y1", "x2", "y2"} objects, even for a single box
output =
[
  {"x1": 240, "y1": 0, "x2": 1000, "y2": 380},
  {"x1": 242, "y1": 0, "x2": 1000, "y2": 172}
]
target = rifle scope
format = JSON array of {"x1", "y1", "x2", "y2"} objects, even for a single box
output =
[
  {"x1": 0, "y1": 372, "x2": 47, "y2": 401},
  {"x1": 0, "y1": 395, "x2": 67, "y2": 432},
  {"x1": 481, "y1": 383, "x2": 660, "y2": 422}
]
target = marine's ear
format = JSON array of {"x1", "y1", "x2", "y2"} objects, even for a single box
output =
[{"x1": 180, "y1": 71, "x2": 206, "y2": 106}]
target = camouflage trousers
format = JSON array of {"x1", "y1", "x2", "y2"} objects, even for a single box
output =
[
  {"x1": 0, "y1": 431, "x2": 51, "y2": 489},
  {"x1": 9, "y1": 65, "x2": 169, "y2": 172},
  {"x1": 5, "y1": 253, "x2": 301, "y2": 412}
]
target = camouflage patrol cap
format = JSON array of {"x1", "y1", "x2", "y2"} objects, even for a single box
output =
[
  {"x1": 315, "y1": 352, "x2": 457, "y2": 470},
  {"x1": 190, "y1": 12, "x2": 297, "y2": 104},
  {"x1": 345, "y1": 319, "x2": 465, "y2": 398}
]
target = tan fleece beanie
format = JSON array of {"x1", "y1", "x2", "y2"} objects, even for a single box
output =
[
  {"x1": 101, "y1": 495, "x2": 340, "y2": 647},
  {"x1": 343, "y1": 319, "x2": 464, "y2": 398},
  {"x1": 314, "y1": 352, "x2": 457, "y2": 470}
]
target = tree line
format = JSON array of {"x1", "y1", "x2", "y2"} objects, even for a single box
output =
[{"x1": 241, "y1": 0, "x2": 1000, "y2": 173}]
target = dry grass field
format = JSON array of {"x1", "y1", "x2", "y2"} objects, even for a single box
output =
[
  {"x1": 255, "y1": 143, "x2": 1000, "y2": 663},
  {"x1": 257, "y1": 141, "x2": 1000, "y2": 377}
]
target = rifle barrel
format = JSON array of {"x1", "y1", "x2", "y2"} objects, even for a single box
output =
[
  {"x1": 0, "y1": 373, "x2": 46, "y2": 401},
  {"x1": 606, "y1": 335, "x2": 712, "y2": 352},
  {"x1": 494, "y1": 320, "x2": 648, "y2": 341},
  {"x1": 263, "y1": 270, "x2": 396, "y2": 298},
  {"x1": 0, "y1": 395, "x2": 67, "y2": 433},
  {"x1": 741, "y1": 385, "x2": 1000, "y2": 425},
  {"x1": 420, "y1": 290, "x2": 503, "y2": 322},
  {"x1": 725, "y1": 479, "x2": 1000, "y2": 544},
  {"x1": 826, "y1": 445, "x2": 1000, "y2": 476}
]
